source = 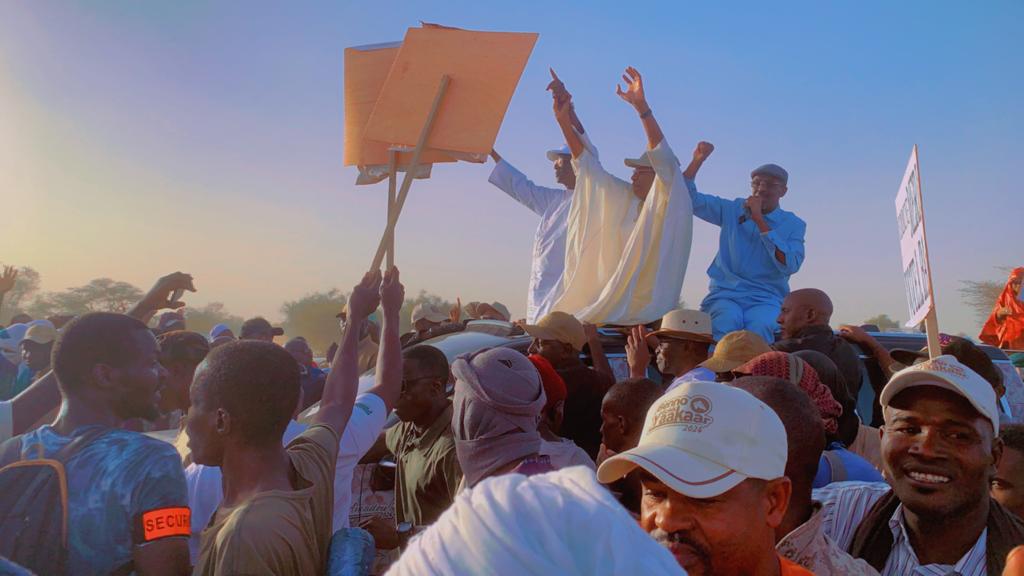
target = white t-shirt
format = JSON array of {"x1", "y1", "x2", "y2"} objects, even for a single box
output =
[
  {"x1": 185, "y1": 393, "x2": 387, "y2": 562},
  {"x1": 539, "y1": 437, "x2": 595, "y2": 471}
]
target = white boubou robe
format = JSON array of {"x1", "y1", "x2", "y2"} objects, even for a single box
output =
[{"x1": 551, "y1": 140, "x2": 693, "y2": 325}]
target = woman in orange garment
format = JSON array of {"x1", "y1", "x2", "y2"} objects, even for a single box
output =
[{"x1": 980, "y1": 267, "x2": 1024, "y2": 350}]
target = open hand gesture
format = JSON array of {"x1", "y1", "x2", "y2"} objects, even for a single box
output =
[
  {"x1": 626, "y1": 325, "x2": 652, "y2": 378},
  {"x1": 615, "y1": 66, "x2": 647, "y2": 111},
  {"x1": 0, "y1": 266, "x2": 17, "y2": 294},
  {"x1": 349, "y1": 270, "x2": 382, "y2": 321},
  {"x1": 449, "y1": 297, "x2": 462, "y2": 324}
]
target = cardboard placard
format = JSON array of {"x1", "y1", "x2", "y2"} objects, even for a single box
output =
[
  {"x1": 343, "y1": 41, "x2": 456, "y2": 168},
  {"x1": 363, "y1": 27, "x2": 538, "y2": 159},
  {"x1": 894, "y1": 145, "x2": 934, "y2": 328}
]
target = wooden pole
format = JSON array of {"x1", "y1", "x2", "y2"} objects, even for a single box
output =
[
  {"x1": 924, "y1": 307, "x2": 941, "y2": 359},
  {"x1": 370, "y1": 75, "x2": 450, "y2": 271},
  {"x1": 386, "y1": 148, "x2": 397, "y2": 269}
]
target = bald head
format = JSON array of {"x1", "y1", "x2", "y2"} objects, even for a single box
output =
[
  {"x1": 777, "y1": 288, "x2": 834, "y2": 340},
  {"x1": 729, "y1": 376, "x2": 825, "y2": 488}
]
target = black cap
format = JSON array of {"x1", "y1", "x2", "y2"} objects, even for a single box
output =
[{"x1": 240, "y1": 317, "x2": 284, "y2": 339}]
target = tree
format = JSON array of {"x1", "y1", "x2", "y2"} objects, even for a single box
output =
[
  {"x1": 0, "y1": 265, "x2": 41, "y2": 323},
  {"x1": 183, "y1": 302, "x2": 243, "y2": 339},
  {"x1": 280, "y1": 289, "x2": 348, "y2": 355},
  {"x1": 27, "y1": 278, "x2": 144, "y2": 317},
  {"x1": 862, "y1": 314, "x2": 901, "y2": 332},
  {"x1": 959, "y1": 278, "x2": 1005, "y2": 325}
]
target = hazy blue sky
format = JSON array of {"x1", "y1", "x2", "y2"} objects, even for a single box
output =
[{"x1": 2, "y1": 1, "x2": 1020, "y2": 335}]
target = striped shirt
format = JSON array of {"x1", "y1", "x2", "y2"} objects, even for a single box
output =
[{"x1": 814, "y1": 482, "x2": 988, "y2": 576}]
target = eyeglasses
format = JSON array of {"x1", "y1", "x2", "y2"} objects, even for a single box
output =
[{"x1": 750, "y1": 178, "x2": 783, "y2": 190}]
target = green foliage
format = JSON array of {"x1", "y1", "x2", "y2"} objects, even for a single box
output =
[
  {"x1": 862, "y1": 313, "x2": 901, "y2": 332},
  {"x1": 280, "y1": 289, "x2": 348, "y2": 356},
  {"x1": 27, "y1": 278, "x2": 144, "y2": 318},
  {"x1": 183, "y1": 302, "x2": 243, "y2": 339}
]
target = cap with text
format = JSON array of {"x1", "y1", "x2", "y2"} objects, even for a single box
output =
[
  {"x1": 597, "y1": 380, "x2": 787, "y2": 499},
  {"x1": 881, "y1": 354, "x2": 999, "y2": 432}
]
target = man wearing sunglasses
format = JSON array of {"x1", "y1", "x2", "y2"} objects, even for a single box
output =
[{"x1": 383, "y1": 344, "x2": 462, "y2": 549}]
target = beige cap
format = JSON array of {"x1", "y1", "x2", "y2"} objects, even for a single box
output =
[
  {"x1": 523, "y1": 311, "x2": 586, "y2": 351},
  {"x1": 411, "y1": 303, "x2": 447, "y2": 325},
  {"x1": 623, "y1": 153, "x2": 652, "y2": 168},
  {"x1": 700, "y1": 330, "x2": 771, "y2": 373},
  {"x1": 598, "y1": 380, "x2": 788, "y2": 498},
  {"x1": 477, "y1": 302, "x2": 510, "y2": 322},
  {"x1": 882, "y1": 355, "x2": 1000, "y2": 432},
  {"x1": 649, "y1": 309, "x2": 714, "y2": 344},
  {"x1": 22, "y1": 321, "x2": 57, "y2": 345}
]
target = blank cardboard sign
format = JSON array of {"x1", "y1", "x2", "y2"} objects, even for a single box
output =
[
  {"x1": 364, "y1": 27, "x2": 538, "y2": 159},
  {"x1": 343, "y1": 41, "x2": 456, "y2": 168}
]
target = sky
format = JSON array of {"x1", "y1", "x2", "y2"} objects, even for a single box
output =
[{"x1": 1, "y1": 1, "x2": 1021, "y2": 335}]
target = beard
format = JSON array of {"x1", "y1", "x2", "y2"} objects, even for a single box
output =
[{"x1": 649, "y1": 528, "x2": 712, "y2": 572}]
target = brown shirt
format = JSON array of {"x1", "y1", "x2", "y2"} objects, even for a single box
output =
[
  {"x1": 194, "y1": 425, "x2": 340, "y2": 576},
  {"x1": 385, "y1": 402, "x2": 462, "y2": 526}
]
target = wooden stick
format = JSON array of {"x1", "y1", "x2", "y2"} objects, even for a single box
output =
[
  {"x1": 386, "y1": 148, "x2": 397, "y2": 269},
  {"x1": 370, "y1": 74, "x2": 450, "y2": 271},
  {"x1": 924, "y1": 307, "x2": 941, "y2": 359}
]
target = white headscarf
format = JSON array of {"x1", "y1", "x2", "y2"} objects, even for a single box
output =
[{"x1": 386, "y1": 466, "x2": 686, "y2": 576}]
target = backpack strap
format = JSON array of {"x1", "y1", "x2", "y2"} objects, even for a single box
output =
[
  {"x1": 848, "y1": 489, "x2": 899, "y2": 571},
  {"x1": 823, "y1": 449, "x2": 848, "y2": 483}
]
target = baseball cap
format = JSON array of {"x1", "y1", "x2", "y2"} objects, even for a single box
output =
[
  {"x1": 624, "y1": 153, "x2": 652, "y2": 168},
  {"x1": 597, "y1": 380, "x2": 788, "y2": 498},
  {"x1": 21, "y1": 321, "x2": 57, "y2": 345},
  {"x1": 546, "y1": 145, "x2": 571, "y2": 162},
  {"x1": 208, "y1": 323, "x2": 233, "y2": 341},
  {"x1": 889, "y1": 336, "x2": 1002, "y2": 392},
  {"x1": 649, "y1": 309, "x2": 714, "y2": 344},
  {"x1": 476, "y1": 302, "x2": 510, "y2": 322},
  {"x1": 881, "y1": 355, "x2": 999, "y2": 432},
  {"x1": 411, "y1": 303, "x2": 447, "y2": 325},
  {"x1": 751, "y1": 163, "x2": 788, "y2": 185},
  {"x1": 239, "y1": 317, "x2": 284, "y2": 338},
  {"x1": 523, "y1": 311, "x2": 586, "y2": 351},
  {"x1": 700, "y1": 330, "x2": 772, "y2": 373}
]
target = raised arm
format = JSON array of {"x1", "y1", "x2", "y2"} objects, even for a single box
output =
[
  {"x1": 313, "y1": 270, "x2": 381, "y2": 435},
  {"x1": 684, "y1": 141, "x2": 714, "y2": 180},
  {"x1": 615, "y1": 67, "x2": 663, "y2": 150},
  {"x1": 584, "y1": 323, "x2": 614, "y2": 382},
  {"x1": 0, "y1": 266, "x2": 17, "y2": 319},
  {"x1": 548, "y1": 69, "x2": 586, "y2": 159},
  {"x1": 127, "y1": 272, "x2": 196, "y2": 324},
  {"x1": 362, "y1": 268, "x2": 404, "y2": 412}
]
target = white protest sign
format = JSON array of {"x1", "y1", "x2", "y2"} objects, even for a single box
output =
[{"x1": 894, "y1": 145, "x2": 935, "y2": 329}]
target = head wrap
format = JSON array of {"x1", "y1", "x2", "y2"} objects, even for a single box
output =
[
  {"x1": 452, "y1": 348, "x2": 546, "y2": 488},
  {"x1": 980, "y1": 267, "x2": 1024, "y2": 349},
  {"x1": 528, "y1": 354, "x2": 567, "y2": 414},
  {"x1": 735, "y1": 351, "x2": 843, "y2": 435},
  {"x1": 387, "y1": 467, "x2": 685, "y2": 576}
]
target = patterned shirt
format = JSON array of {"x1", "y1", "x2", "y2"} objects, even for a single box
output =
[
  {"x1": 815, "y1": 482, "x2": 989, "y2": 576},
  {"x1": 776, "y1": 502, "x2": 879, "y2": 575},
  {"x1": 17, "y1": 425, "x2": 189, "y2": 576}
]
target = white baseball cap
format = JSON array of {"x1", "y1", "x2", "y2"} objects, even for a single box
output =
[
  {"x1": 411, "y1": 303, "x2": 448, "y2": 325},
  {"x1": 546, "y1": 145, "x2": 571, "y2": 162},
  {"x1": 881, "y1": 354, "x2": 1000, "y2": 432},
  {"x1": 597, "y1": 380, "x2": 787, "y2": 499}
]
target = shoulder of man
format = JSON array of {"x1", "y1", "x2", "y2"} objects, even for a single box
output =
[{"x1": 813, "y1": 481, "x2": 891, "y2": 548}]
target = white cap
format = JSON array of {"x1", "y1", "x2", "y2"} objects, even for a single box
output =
[
  {"x1": 881, "y1": 354, "x2": 999, "y2": 432},
  {"x1": 411, "y1": 303, "x2": 448, "y2": 325},
  {"x1": 649, "y1": 309, "x2": 714, "y2": 343},
  {"x1": 597, "y1": 380, "x2": 787, "y2": 498},
  {"x1": 546, "y1": 145, "x2": 571, "y2": 162},
  {"x1": 624, "y1": 153, "x2": 652, "y2": 168}
]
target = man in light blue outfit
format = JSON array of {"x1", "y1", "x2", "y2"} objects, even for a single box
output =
[
  {"x1": 682, "y1": 142, "x2": 806, "y2": 343},
  {"x1": 488, "y1": 141, "x2": 588, "y2": 324}
]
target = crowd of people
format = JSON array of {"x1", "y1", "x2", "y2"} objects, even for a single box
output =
[{"x1": 1, "y1": 65, "x2": 1023, "y2": 576}]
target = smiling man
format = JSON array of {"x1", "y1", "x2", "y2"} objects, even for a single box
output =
[
  {"x1": 816, "y1": 355, "x2": 1024, "y2": 575},
  {"x1": 597, "y1": 380, "x2": 812, "y2": 575}
]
